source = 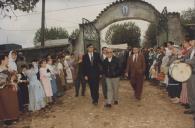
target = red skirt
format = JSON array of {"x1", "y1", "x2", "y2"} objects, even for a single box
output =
[{"x1": 0, "y1": 85, "x2": 19, "y2": 121}]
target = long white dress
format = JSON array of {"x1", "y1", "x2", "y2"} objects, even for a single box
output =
[
  {"x1": 8, "y1": 51, "x2": 17, "y2": 72},
  {"x1": 64, "y1": 60, "x2": 73, "y2": 84},
  {"x1": 26, "y1": 67, "x2": 46, "y2": 112}
]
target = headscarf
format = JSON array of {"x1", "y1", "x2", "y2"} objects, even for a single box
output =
[{"x1": 8, "y1": 51, "x2": 17, "y2": 72}]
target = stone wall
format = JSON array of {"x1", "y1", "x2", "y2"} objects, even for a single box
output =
[
  {"x1": 167, "y1": 13, "x2": 185, "y2": 45},
  {"x1": 73, "y1": 26, "x2": 85, "y2": 54}
]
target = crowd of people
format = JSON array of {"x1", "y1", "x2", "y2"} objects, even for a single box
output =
[
  {"x1": 142, "y1": 38, "x2": 195, "y2": 116},
  {"x1": 0, "y1": 36, "x2": 194, "y2": 126},
  {"x1": 0, "y1": 51, "x2": 77, "y2": 126}
]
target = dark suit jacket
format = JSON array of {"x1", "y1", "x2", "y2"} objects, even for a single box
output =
[
  {"x1": 82, "y1": 52, "x2": 102, "y2": 78},
  {"x1": 125, "y1": 53, "x2": 146, "y2": 78},
  {"x1": 183, "y1": 47, "x2": 193, "y2": 62},
  {"x1": 103, "y1": 56, "x2": 121, "y2": 78}
]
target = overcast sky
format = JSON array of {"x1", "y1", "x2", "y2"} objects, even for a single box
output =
[{"x1": 0, "y1": 0, "x2": 194, "y2": 48}]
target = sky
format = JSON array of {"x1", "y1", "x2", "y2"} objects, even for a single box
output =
[{"x1": 0, "y1": 0, "x2": 194, "y2": 48}]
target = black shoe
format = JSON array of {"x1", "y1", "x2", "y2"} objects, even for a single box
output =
[
  {"x1": 184, "y1": 110, "x2": 194, "y2": 114},
  {"x1": 105, "y1": 104, "x2": 112, "y2": 108},
  {"x1": 75, "y1": 94, "x2": 78, "y2": 97},
  {"x1": 4, "y1": 120, "x2": 13, "y2": 125},
  {"x1": 92, "y1": 101, "x2": 98, "y2": 106},
  {"x1": 184, "y1": 104, "x2": 190, "y2": 109},
  {"x1": 114, "y1": 101, "x2": 118, "y2": 105}
]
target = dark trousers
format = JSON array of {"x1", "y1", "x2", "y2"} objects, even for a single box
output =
[
  {"x1": 130, "y1": 74, "x2": 144, "y2": 99},
  {"x1": 101, "y1": 76, "x2": 107, "y2": 99},
  {"x1": 18, "y1": 84, "x2": 29, "y2": 112},
  {"x1": 88, "y1": 77, "x2": 100, "y2": 103},
  {"x1": 17, "y1": 85, "x2": 29, "y2": 112},
  {"x1": 75, "y1": 76, "x2": 86, "y2": 96}
]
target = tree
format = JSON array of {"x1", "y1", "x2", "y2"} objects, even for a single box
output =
[
  {"x1": 34, "y1": 27, "x2": 69, "y2": 45},
  {"x1": 143, "y1": 24, "x2": 157, "y2": 47},
  {"x1": 181, "y1": 8, "x2": 195, "y2": 24},
  {"x1": 105, "y1": 22, "x2": 141, "y2": 47},
  {"x1": 0, "y1": 0, "x2": 40, "y2": 18},
  {"x1": 69, "y1": 29, "x2": 80, "y2": 40}
]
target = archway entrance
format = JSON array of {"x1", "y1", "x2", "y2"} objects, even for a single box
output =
[{"x1": 74, "y1": 0, "x2": 184, "y2": 53}]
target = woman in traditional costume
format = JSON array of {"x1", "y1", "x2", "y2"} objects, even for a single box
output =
[
  {"x1": 39, "y1": 60, "x2": 53, "y2": 104},
  {"x1": 0, "y1": 53, "x2": 19, "y2": 126},
  {"x1": 26, "y1": 63, "x2": 46, "y2": 111}
]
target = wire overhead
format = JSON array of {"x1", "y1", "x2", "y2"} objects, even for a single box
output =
[{"x1": 16, "y1": 2, "x2": 112, "y2": 18}]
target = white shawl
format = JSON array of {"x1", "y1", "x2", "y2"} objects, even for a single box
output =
[{"x1": 8, "y1": 51, "x2": 17, "y2": 72}]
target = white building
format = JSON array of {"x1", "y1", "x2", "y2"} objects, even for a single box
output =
[{"x1": 35, "y1": 39, "x2": 70, "y2": 47}]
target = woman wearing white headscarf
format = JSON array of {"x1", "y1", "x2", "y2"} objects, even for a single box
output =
[
  {"x1": 8, "y1": 50, "x2": 18, "y2": 73},
  {"x1": 64, "y1": 55, "x2": 73, "y2": 84}
]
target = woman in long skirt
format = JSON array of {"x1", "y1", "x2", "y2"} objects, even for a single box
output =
[
  {"x1": 55, "y1": 58, "x2": 65, "y2": 96},
  {"x1": 179, "y1": 43, "x2": 191, "y2": 107},
  {"x1": 26, "y1": 63, "x2": 46, "y2": 112},
  {"x1": 0, "y1": 54, "x2": 19, "y2": 126},
  {"x1": 166, "y1": 47, "x2": 182, "y2": 103},
  {"x1": 40, "y1": 59, "x2": 53, "y2": 104},
  {"x1": 46, "y1": 58, "x2": 58, "y2": 99},
  {"x1": 64, "y1": 55, "x2": 73, "y2": 87},
  {"x1": 180, "y1": 82, "x2": 189, "y2": 105}
]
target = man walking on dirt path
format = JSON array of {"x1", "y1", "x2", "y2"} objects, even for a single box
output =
[
  {"x1": 125, "y1": 46, "x2": 146, "y2": 100},
  {"x1": 83, "y1": 44, "x2": 102, "y2": 105}
]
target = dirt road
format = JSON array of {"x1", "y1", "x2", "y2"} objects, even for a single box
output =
[{"x1": 9, "y1": 81, "x2": 193, "y2": 128}]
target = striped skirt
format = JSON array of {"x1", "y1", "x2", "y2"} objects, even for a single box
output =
[{"x1": 179, "y1": 82, "x2": 189, "y2": 104}]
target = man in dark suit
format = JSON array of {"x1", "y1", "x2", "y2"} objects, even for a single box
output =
[
  {"x1": 123, "y1": 47, "x2": 132, "y2": 79},
  {"x1": 83, "y1": 44, "x2": 102, "y2": 105},
  {"x1": 125, "y1": 47, "x2": 146, "y2": 100},
  {"x1": 100, "y1": 47, "x2": 108, "y2": 100}
]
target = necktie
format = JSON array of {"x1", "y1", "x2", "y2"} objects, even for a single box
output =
[
  {"x1": 91, "y1": 53, "x2": 94, "y2": 65},
  {"x1": 133, "y1": 54, "x2": 138, "y2": 62},
  {"x1": 133, "y1": 54, "x2": 136, "y2": 62}
]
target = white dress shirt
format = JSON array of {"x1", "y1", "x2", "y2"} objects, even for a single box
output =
[
  {"x1": 133, "y1": 54, "x2": 138, "y2": 62},
  {"x1": 103, "y1": 54, "x2": 107, "y2": 60},
  {"x1": 190, "y1": 48, "x2": 195, "y2": 60},
  {"x1": 88, "y1": 52, "x2": 94, "y2": 61},
  {"x1": 108, "y1": 57, "x2": 112, "y2": 62}
]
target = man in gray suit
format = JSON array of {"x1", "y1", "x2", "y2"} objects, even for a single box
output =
[{"x1": 185, "y1": 40, "x2": 195, "y2": 114}]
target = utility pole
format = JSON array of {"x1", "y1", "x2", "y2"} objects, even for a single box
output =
[
  {"x1": 41, "y1": 0, "x2": 45, "y2": 47},
  {"x1": 194, "y1": 0, "x2": 195, "y2": 9},
  {"x1": 6, "y1": 36, "x2": 8, "y2": 44}
]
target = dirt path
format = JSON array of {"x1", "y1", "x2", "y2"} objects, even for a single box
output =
[{"x1": 9, "y1": 81, "x2": 193, "y2": 128}]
